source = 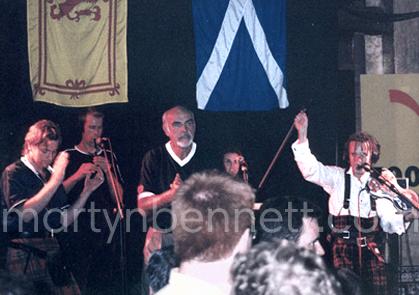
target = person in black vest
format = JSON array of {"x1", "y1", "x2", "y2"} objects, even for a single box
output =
[
  {"x1": 292, "y1": 111, "x2": 418, "y2": 295},
  {"x1": 137, "y1": 106, "x2": 211, "y2": 264},
  {"x1": 61, "y1": 108, "x2": 123, "y2": 294},
  {"x1": 1, "y1": 119, "x2": 104, "y2": 294}
]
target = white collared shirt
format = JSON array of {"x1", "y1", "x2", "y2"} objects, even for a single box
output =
[
  {"x1": 165, "y1": 142, "x2": 196, "y2": 167},
  {"x1": 291, "y1": 140, "x2": 407, "y2": 234},
  {"x1": 157, "y1": 268, "x2": 226, "y2": 295},
  {"x1": 20, "y1": 155, "x2": 53, "y2": 182}
]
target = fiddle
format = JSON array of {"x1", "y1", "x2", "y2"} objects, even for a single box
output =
[{"x1": 362, "y1": 164, "x2": 419, "y2": 211}]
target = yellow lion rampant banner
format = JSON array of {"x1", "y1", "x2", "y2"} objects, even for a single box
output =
[
  {"x1": 27, "y1": 0, "x2": 127, "y2": 107},
  {"x1": 361, "y1": 74, "x2": 419, "y2": 192}
]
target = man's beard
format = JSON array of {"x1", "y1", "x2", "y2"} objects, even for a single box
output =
[{"x1": 176, "y1": 133, "x2": 193, "y2": 148}]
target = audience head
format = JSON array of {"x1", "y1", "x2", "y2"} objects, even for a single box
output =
[
  {"x1": 232, "y1": 239, "x2": 342, "y2": 295},
  {"x1": 172, "y1": 171, "x2": 255, "y2": 263},
  {"x1": 255, "y1": 195, "x2": 325, "y2": 256},
  {"x1": 146, "y1": 246, "x2": 178, "y2": 294}
]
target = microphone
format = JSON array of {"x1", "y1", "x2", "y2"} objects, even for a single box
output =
[
  {"x1": 90, "y1": 138, "x2": 102, "y2": 179},
  {"x1": 93, "y1": 138, "x2": 99, "y2": 154},
  {"x1": 95, "y1": 137, "x2": 109, "y2": 147},
  {"x1": 357, "y1": 163, "x2": 371, "y2": 171},
  {"x1": 358, "y1": 163, "x2": 384, "y2": 183},
  {"x1": 239, "y1": 157, "x2": 248, "y2": 172}
]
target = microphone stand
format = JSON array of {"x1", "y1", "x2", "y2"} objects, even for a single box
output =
[{"x1": 100, "y1": 139, "x2": 127, "y2": 295}]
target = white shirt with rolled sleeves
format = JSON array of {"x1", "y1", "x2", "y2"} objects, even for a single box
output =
[{"x1": 291, "y1": 140, "x2": 409, "y2": 235}]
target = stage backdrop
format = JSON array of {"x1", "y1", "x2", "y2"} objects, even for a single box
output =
[
  {"x1": 361, "y1": 74, "x2": 419, "y2": 193},
  {"x1": 27, "y1": 0, "x2": 128, "y2": 107}
]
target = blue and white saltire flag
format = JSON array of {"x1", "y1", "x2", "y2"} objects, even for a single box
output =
[{"x1": 192, "y1": 0, "x2": 288, "y2": 111}]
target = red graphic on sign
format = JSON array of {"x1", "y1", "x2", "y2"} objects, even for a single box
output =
[
  {"x1": 49, "y1": 0, "x2": 102, "y2": 22},
  {"x1": 389, "y1": 89, "x2": 419, "y2": 116}
]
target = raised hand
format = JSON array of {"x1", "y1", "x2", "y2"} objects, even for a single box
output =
[
  {"x1": 170, "y1": 173, "x2": 182, "y2": 190},
  {"x1": 137, "y1": 184, "x2": 144, "y2": 195},
  {"x1": 51, "y1": 152, "x2": 69, "y2": 183},
  {"x1": 294, "y1": 111, "x2": 308, "y2": 143}
]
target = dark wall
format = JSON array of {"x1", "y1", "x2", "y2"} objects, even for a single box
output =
[{"x1": 0, "y1": 1, "x2": 344, "y2": 206}]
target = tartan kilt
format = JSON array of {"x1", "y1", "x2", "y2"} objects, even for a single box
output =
[
  {"x1": 331, "y1": 215, "x2": 388, "y2": 295},
  {"x1": 7, "y1": 238, "x2": 80, "y2": 295}
]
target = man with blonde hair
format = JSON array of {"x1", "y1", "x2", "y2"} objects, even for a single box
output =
[{"x1": 1, "y1": 119, "x2": 103, "y2": 294}]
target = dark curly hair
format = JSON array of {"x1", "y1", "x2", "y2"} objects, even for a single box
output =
[
  {"x1": 342, "y1": 131, "x2": 381, "y2": 165},
  {"x1": 232, "y1": 239, "x2": 342, "y2": 295}
]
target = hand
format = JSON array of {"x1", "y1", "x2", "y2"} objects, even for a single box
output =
[
  {"x1": 51, "y1": 152, "x2": 69, "y2": 183},
  {"x1": 83, "y1": 167, "x2": 105, "y2": 194},
  {"x1": 170, "y1": 173, "x2": 182, "y2": 190},
  {"x1": 137, "y1": 184, "x2": 144, "y2": 195},
  {"x1": 378, "y1": 169, "x2": 401, "y2": 195},
  {"x1": 93, "y1": 156, "x2": 109, "y2": 174},
  {"x1": 75, "y1": 162, "x2": 97, "y2": 179},
  {"x1": 380, "y1": 169, "x2": 397, "y2": 186},
  {"x1": 403, "y1": 208, "x2": 419, "y2": 222},
  {"x1": 404, "y1": 189, "x2": 419, "y2": 210},
  {"x1": 379, "y1": 169, "x2": 419, "y2": 210},
  {"x1": 294, "y1": 111, "x2": 308, "y2": 143}
]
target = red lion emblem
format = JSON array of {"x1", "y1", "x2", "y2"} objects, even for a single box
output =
[{"x1": 49, "y1": 0, "x2": 106, "y2": 22}]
